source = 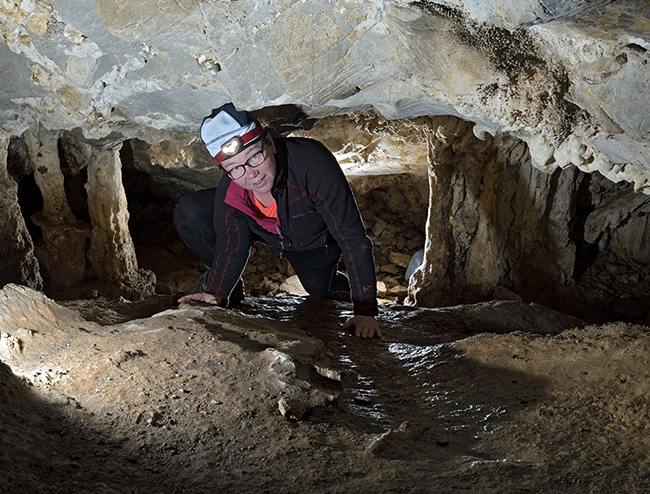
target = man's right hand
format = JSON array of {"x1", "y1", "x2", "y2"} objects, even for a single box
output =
[{"x1": 177, "y1": 292, "x2": 222, "y2": 305}]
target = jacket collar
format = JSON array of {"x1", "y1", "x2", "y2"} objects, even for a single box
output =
[{"x1": 271, "y1": 137, "x2": 287, "y2": 198}]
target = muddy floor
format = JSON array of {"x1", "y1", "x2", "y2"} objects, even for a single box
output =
[{"x1": 1, "y1": 284, "x2": 650, "y2": 493}]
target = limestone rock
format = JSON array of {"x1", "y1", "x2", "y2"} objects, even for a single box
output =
[
  {"x1": 367, "y1": 420, "x2": 431, "y2": 455},
  {"x1": 0, "y1": 1, "x2": 649, "y2": 191},
  {"x1": 1, "y1": 1, "x2": 650, "y2": 328},
  {"x1": 278, "y1": 275, "x2": 309, "y2": 297},
  {"x1": 0, "y1": 283, "x2": 85, "y2": 332},
  {"x1": 0, "y1": 136, "x2": 42, "y2": 290}
]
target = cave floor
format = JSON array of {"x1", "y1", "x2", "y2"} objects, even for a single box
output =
[{"x1": 1, "y1": 287, "x2": 650, "y2": 493}]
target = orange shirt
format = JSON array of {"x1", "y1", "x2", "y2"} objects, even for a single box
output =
[{"x1": 252, "y1": 194, "x2": 277, "y2": 219}]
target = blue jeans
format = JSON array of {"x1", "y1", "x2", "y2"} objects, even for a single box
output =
[{"x1": 174, "y1": 189, "x2": 351, "y2": 300}]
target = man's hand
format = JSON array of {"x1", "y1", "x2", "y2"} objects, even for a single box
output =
[
  {"x1": 343, "y1": 315, "x2": 383, "y2": 339},
  {"x1": 177, "y1": 292, "x2": 222, "y2": 305}
]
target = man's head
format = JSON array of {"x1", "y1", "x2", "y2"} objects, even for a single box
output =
[
  {"x1": 200, "y1": 103, "x2": 265, "y2": 165},
  {"x1": 200, "y1": 103, "x2": 277, "y2": 195}
]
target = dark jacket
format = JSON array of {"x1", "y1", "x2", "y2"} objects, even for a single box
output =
[{"x1": 205, "y1": 136, "x2": 378, "y2": 316}]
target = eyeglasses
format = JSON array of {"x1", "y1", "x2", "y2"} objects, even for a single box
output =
[{"x1": 222, "y1": 137, "x2": 267, "y2": 180}]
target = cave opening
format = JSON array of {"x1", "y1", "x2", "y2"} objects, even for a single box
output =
[
  {"x1": 4, "y1": 114, "x2": 650, "y2": 327},
  {"x1": 571, "y1": 173, "x2": 597, "y2": 283},
  {"x1": 118, "y1": 136, "x2": 428, "y2": 303},
  {"x1": 58, "y1": 136, "x2": 91, "y2": 225},
  {"x1": 119, "y1": 140, "x2": 205, "y2": 296}
]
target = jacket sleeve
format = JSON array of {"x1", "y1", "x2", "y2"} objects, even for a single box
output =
[
  {"x1": 303, "y1": 142, "x2": 378, "y2": 316},
  {"x1": 205, "y1": 177, "x2": 253, "y2": 301}
]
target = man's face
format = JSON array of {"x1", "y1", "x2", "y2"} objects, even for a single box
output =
[{"x1": 221, "y1": 136, "x2": 277, "y2": 195}]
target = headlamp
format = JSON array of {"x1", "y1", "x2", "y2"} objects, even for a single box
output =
[
  {"x1": 220, "y1": 136, "x2": 243, "y2": 157},
  {"x1": 212, "y1": 126, "x2": 265, "y2": 165}
]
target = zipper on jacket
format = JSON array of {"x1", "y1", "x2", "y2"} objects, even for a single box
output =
[{"x1": 276, "y1": 225, "x2": 285, "y2": 260}]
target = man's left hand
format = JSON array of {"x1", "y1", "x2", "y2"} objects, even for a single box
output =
[
  {"x1": 343, "y1": 315, "x2": 383, "y2": 339},
  {"x1": 177, "y1": 292, "x2": 222, "y2": 305}
]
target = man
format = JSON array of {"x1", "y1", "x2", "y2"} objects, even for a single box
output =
[{"x1": 174, "y1": 103, "x2": 381, "y2": 339}]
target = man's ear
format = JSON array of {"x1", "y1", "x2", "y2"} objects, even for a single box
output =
[{"x1": 266, "y1": 134, "x2": 276, "y2": 154}]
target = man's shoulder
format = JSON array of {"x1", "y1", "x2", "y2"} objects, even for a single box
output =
[
  {"x1": 280, "y1": 137, "x2": 338, "y2": 172},
  {"x1": 282, "y1": 136, "x2": 332, "y2": 156}
]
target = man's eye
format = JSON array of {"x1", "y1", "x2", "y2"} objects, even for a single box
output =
[
  {"x1": 231, "y1": 166, "x2": 243, "y2": 175},
  {"x1": 249, "y1": 152, "x2": 263, "y2": 165}
]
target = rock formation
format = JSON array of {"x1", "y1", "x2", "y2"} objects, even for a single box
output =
[
  {"x1": 2, "y1": 2, "x2": 650, "y2": 491},
  {"x1": 3, "y1": 1, "x2": 649, "y2": 184},
  {"x1": 2, "y1": 284, "x2": 650, "y2": 492},
  {"x1": 2, "y1": 0, "x2": 650, "y2": 322}
]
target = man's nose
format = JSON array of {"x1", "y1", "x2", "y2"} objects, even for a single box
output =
[{"x1": 245, "y1": 164, "x2": 258, "y2": 177}]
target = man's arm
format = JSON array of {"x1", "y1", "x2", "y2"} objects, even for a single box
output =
[
  {"x1": 203, "y1": 182, "x2": 253, "y2": 301},
  {"x1": 305, "y1": 141, "x2": 379, "y2": 318}
]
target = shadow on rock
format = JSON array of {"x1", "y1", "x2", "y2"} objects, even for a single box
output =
[{"x1": 7, "y1": 286, "x2": 636, "y2": 493}]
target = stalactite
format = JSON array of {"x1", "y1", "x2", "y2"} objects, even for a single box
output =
[
  {"x1": 84, "y1": 141, "x2": 156, "y2": 300},
  {"x1": 23, "y1": 129, "x2": 90, "y2": 293}
]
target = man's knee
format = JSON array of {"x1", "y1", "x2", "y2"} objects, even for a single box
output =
[
  {"x1": 174, "y1": 189, "x2": 216, "y2": 235},
  {"x1": 173, "y1": 200, "x2": 191, "y2": 235},
  {"x1": 299, "y1": 271, "x2": 349, "y2": 298},
  {"x1": 175, "y1": 192, "x2": 200, "y2": 220}
]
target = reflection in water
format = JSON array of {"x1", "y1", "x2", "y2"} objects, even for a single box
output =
[
  {"x1": 237, "y1": 296, "x2": 305, "y2": 322},
  {"x1": 239, "y1": 296, "x2": 514, "y2": 435},
  {"x1": 387, "y1": 342, "x2": 446, "y2": 374},
  {"x1": 385, "y1": 342, "x2": 508, "y2": 433},
  {"x1": 387, "y1": 342, "x2": 448, "y2": 408},
  {"x1": 339, "y1": 355, "x2": 389, "y2": 424},
  {"x1": 64, "y1": 294, "x2": 539, "y2": 454}
]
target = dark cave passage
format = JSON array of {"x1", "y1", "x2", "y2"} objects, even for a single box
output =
[{"x1": 4, "y1": 130, "x2": 650, "y2": 327}]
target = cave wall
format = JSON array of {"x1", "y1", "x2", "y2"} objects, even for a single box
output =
[
  {"x1": 1, "y1": 1, "x2": 650, "y2": 322},
  {"x1": 3, "y1": 110, "x2": 650, "y2": 323},
  {"x1": 5, "y1": 130, "x2": 156, "y2": 300},
  {"x1": 0, "y1": 135, "x2": 42, "y2": 291},
  {"x1": 410, "y1": 116, "x2": 580, "y2": 306},
  {"x1": 22, "y1": 129, "x2": 89, "y2": 291},
  {"x1": 297, "y1": 111, "x2": 650, "y2": 323}
]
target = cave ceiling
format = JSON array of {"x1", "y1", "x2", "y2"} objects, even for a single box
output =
[{"x1": 1, "y1": 0, "x2": 649, "y2": 190}]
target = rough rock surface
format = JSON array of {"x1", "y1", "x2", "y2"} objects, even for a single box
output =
[
  {"x1": 2, "y1": 284, "x2": 650, "y2": 492},
  {"x1": 2, "y1": 3, "x2": 650, "y2": 490},
  {"x1": 299, "y1": 114, "x2": 650, "y2": 323},
  {"x1": 0, "y1": 134, "x2": 42, "y2": 290},
  {"x1": 6, "y1": 106, "x2": 650, "y2": 328},
  {"x1": 3, "y1": 1, "x2": 650, "y2": 318},
  {"x1": 1, "y1": 1, "x2": 650, "y2": 190}
]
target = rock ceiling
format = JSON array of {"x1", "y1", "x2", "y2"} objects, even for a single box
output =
[{"x1": 1, "y1": 0, "x2": 649, "y2": 190}]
